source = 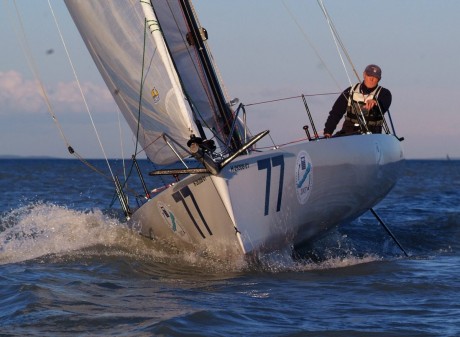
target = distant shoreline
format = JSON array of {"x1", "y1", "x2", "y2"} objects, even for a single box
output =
[
  {"x1": 0, "y1": 155, "x2": 132, "y2": 160},
  {"x1": 0, "y1": 155, "x2": 457, "y2": 161},
  {"x1": 0, "y1": 155, "x2": 59, "y2": 159}
]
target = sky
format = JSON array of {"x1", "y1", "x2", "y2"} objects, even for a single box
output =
[{"x1": 1, "y1": 0, "x2": 459, "y2": 159}]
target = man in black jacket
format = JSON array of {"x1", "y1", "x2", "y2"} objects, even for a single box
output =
[{"x1": 323, "y1": 64, "x2": 392, "y2": 138}]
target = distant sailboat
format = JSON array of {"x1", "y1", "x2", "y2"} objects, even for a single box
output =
[{"x1": 57, "y1": 1, "x2": 404, "y2": 258}]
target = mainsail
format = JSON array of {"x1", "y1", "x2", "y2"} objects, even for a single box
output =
[{"x1": 64, "y1": 0, "x2": 229, "y2": 165}]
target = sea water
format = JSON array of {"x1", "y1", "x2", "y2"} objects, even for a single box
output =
[{"x1": 0, "y1": 159, "x2": 459, "y2": 336}]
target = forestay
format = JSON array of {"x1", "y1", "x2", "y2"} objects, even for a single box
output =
[{"x1": 64, "y1": 0, "x2": 224, "y2": 165}]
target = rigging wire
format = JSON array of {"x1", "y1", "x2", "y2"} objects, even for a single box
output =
[
  {"x1": 7, "y1": 1, "x2": 118, "y2": 184},
  {"x1": 8, "y1": 1, "x2": 72, "y2": 153},
  {"x1": 282, "y1": 0, "x2": 372, "y2": 134},
  {"x1": 47, "y1": 0, "x2": 117, "y2": 180},
  {"x1": 9, "y1": 1, "x2": 113, "y2": 184},
  {"x1": 50, "y1": 1, "x2": 153, "y2": 205},
  {"x1": 8, "y1": 1, "x2": 107, "y2": 178},
  {"x1": 316, "y1": 0, "x2": 371, "y2": 133},
  {"x1": 281, "y1": 0, "x2": 342, "y2": 90},
  {"x1": 316, "y1": 0, "x2": 360, "y2": 85},
  {"x1": 108, "y1": 17, "x2": 158, "y2": 207},
  {"x1": 244, "y1": 91, "x2": 339, "y2": 107},
  {"x1": 133, "y1": 18, "x2": 148, "y2": 158}
]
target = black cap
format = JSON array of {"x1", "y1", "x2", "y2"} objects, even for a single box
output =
[{"x1": 364, "y1": 64, "x2": 382, "y2": 79}]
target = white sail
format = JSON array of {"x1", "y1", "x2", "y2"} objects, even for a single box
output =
[
  {"x1": 149, "y1": 1, "x2": 228, "y2": 134},
  {"x1": 64, "y1": 0, "x2": 224, "y2": 165}
]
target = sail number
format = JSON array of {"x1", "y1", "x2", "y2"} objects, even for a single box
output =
[
  {"x1": 172, "y1": 185, "x2": 212, "y2": 239},
  {"x1": 170, "y1": 155, "x2": 285, "y2": 238},
  {"x1": 257, "y1": 155, "x2": 285, "y2": 216}
]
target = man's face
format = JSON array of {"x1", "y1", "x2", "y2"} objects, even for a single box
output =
[{"x1": 363, "y1": 73, "x2": 380, "y2": 88}]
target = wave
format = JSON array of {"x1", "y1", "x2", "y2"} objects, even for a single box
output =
[
  {"x1": 0, "y1": 203, "x2": 248, "y2": 272},
  {"x1": 0, "y1": 202, "x2": 138, "y2": 264},
  {"x1": 2, "y1": 203, "x2": 451, "y2": 274}
]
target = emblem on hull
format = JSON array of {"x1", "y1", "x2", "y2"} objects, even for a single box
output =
[
  {"x1": 157, "y1": 201, "x2": 190, "y2": 242},
  {"x1": 295, "y1": 150, "x2": 313, "y2": 204}
]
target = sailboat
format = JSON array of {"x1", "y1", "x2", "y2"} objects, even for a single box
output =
[{"x1": 63, "y1": 1, "x2": 404, "y2": 258}]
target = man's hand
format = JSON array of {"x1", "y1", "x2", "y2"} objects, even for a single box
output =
[{"x1": 364, "y1": 99, "x2": 377, "y2": 110}]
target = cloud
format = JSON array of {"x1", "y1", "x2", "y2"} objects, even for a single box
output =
[
  {"x1": 0, "y1": 70, "x2": 44, "y2": 113},
  {"x1": 51, "y1": 79, "x2": 115, "y2": 113},
  {"x1": 0, "y1": 70, "x2": 115, "y2": 115}
]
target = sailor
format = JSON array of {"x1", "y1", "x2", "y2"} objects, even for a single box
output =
[{"x1": 323, "y1": 64, "x2": 392, "y2": 137}]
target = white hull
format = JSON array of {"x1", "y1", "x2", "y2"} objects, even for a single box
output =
[{"x1": 130, "y1": 134, "x2": 404, "y2": 258}]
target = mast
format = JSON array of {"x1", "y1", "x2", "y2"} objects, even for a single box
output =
[{"x1": 178, "y1": 0, "x2": 243, "y2": 152}]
